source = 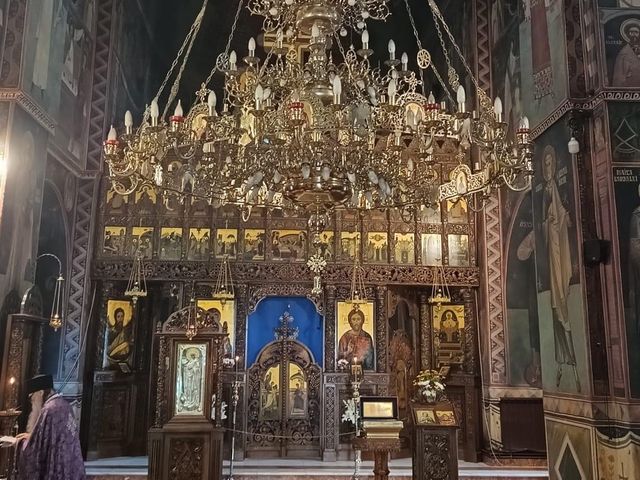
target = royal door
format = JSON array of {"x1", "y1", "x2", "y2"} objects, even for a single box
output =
[{"x1": 246, "y1": 310, "x2": 322, "y2": 458}]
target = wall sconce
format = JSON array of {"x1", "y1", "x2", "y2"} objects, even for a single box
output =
[
  {"x1": 568, "y1": 137, "x2": 580, "y2": 154},
  {"x1": 36, "y1": 253, "x2": 65, "y2": 331},
  {"x1": 566, "y1": 109, "x2": 585, "y2": 156}
]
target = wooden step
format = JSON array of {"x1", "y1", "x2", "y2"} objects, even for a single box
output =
[{"x1": 85, "y1": 457, "x2": 548, "y2": 479}]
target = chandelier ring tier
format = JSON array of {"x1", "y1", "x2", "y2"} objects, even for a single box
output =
[{"x1": 103, "y1": 0, "x2": 533, "y2": 236}]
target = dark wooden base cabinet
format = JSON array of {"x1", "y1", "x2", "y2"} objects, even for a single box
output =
[
  {"x1": 147, "y1": 307, "x2": 229, "y2": 480},
  {"x1": 411, "y1": 402, "x2": 459, "y2": 480},
  {"x1": 148, "y1": 424, "x2": 224, "y2": 480}
]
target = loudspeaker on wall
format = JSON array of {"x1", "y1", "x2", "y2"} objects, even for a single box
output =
[{"x1": 583, "y1": 239, "x2": 610, "y2": 266}]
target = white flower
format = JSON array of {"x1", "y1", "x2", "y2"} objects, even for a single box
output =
[{"x1": 341, "y1": 399, "x2": 358, "y2": 425}]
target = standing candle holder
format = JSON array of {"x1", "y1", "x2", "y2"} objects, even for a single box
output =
[
  {"x1": 227, "y1": 356, "x2": 241, "y2": 480},
  {"x1": 350, "y1": 358, "x2": 363, "y2": 480}
]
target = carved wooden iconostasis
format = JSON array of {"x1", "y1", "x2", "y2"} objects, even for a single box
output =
[{"x1": 85, "y1": 174, "x2": 482, "y2": 462}]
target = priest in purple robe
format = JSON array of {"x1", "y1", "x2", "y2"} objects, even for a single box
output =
[{"x1": 7, "y1": 374, "x2": 86, "y2": 479}]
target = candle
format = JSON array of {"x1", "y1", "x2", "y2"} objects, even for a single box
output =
[
  {"x1": 255, "y1": 84, "x2": 264, "y2": 110},
  {"x1": 332, "y1": 75, "x2": 342, "y2": 105},
  {"x1": 150, "y1": 98, "x2": 159, "y2": 126},
  {"x1": 124, "y1": 110, "x2": 133, "y2": 134},
  {"x1": 456, "y1": 85, "x2": 466, "y2": 113},
  {"x1": 248, "y1": 37, "x2": 256, "y2": 57},
  {"x1": 387, "y1": 78, "x2": 396, "y2": 106},
  {"x1": 208, "y1": 91, "x2": 217, "y2": 116},
  {"x1": 107, "y1": 125, "x2": 117, "y2": 141},
  {"x1": 173, "y1": 100, "x2": 183, "y2": 118},
  {"x1": 8, "y1": 377, "x2": 16, "y2": 408},
  {"x1": 493, "y1": 96, "x2": 503, "y2": 122},
  {"x1": 229, "y1": 50, "x2": 237, "y2": 70},
  {"x1": 401, "y1": 52, "x2": 408, "y2": 70},
  {"x1": 361, "y1": 30, "x2": 369, "y2": 50},
  {"x1": 388, "y1": 39, "x2": 396, "y2": 61}
]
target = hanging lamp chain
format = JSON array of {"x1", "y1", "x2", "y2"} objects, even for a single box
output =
[
  {"x1": 140, "y1": 0, "x2": 209, "y2": 128},
  {"x1": 206, "y1": 0, "x2": 245, "y2": 86},
  {"x1": 403, "y1": 0, "x2": 453, "y2": 102}
]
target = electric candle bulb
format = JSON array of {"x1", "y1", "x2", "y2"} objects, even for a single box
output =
[
  {"x1": 207, "y1": 91, "x2": 217, "y2": 115},
  {"x1": 174, "y1": 100, "x2": 183, "y2": 117},
  {"x1": 519, "y1": 116, "x2": 530, "y2": 130},
  {"x1": 255, "y1": 84, "x2": 264, "y2": 109},
  {"x1": 387, "y1": 78, "x2": 397, "y2": 105},
  {"x1": 332, "y1": 75, "x2": 342, "y2": 104},
  {"x1": 428, "y1": 92, "x2": 436, "y2": 104},
  {"x1": 388, "y1": 39, "x2": 396, "y2": 60},
  {"x1": 361, "y1": 30, "x2": 369, "y2": 50},
  {"x1": 312, "y1": 23, "x2": 320, "y2": 40},
  {"x1": 493, "y1": 96, "x2": 503, "y2": 122},
  {"x1": 276, "y1": 29, "x2": 283, "y2": 48},
  {"x1": 248, "y1": 37, "x2": 256, "y2": 56},
  {"x1": 401, "y1": 52, "x2": 408, "y2": 70},
  {"x1": 107, "y1": 125, "x2": 117, "y2": 141},
  {"x1": 457, "y1": 85, "x2": 466, "y2": 112},
  {"x1": 124, "y1": 110, "x2": 133, "y2": 134},
  {"x1": 150, "y1": 98, "x2": 159, "y2": 126}
]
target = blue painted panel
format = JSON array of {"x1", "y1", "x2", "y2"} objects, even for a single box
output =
[{"x1": 246, "y1": 296, "x2": 324, "y2": 367}]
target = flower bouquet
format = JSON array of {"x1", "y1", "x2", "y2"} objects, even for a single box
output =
[
  {"x1": 413, "y1": 369, "x2": 445, "y2": 404},
  {"x1": 341, "y1": 398, "x2": 359, "y2": 426}
]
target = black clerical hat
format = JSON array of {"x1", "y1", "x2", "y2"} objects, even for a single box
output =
[{"x1": 26, "y1": 374, "x2": 53, "y2": 394}]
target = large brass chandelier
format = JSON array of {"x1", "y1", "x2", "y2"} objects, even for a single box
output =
[{"x1": 103, "y1": 0, "x2": 532, "y2": 229}]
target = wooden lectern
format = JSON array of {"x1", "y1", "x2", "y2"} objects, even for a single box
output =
[
  {"x1": 410, "y1": 401, "x2": 459, "y2": 480},
  {"x1": 148, "y1": 307, "x2": 229, "y2": 480},
  {"x1": 354, "y1": 397, "x2": 403, "y2": 480}
]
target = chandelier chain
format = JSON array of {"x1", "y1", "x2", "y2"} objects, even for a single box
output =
[
  {"x1": 163, "y1": 0, "x2": 209, "y2": 118},
  {"x1": 403, "y1": 0, "x2": 452, "y2": 103},
  {"x1": 205, "y1": 0, "x2": 244, "y2": 86},
  {"x1": 258, "y1": 42, "x2": 276, "y2": 78},
  {"x1": 428, "y1": 3, "x2": 453, "y2": 78},
  {"x1": 141, "y1": 0, "x2": 208, "y2": 127},
  {"x1": 427, "y1": 0, "x2": 482, "y2": 94}
]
